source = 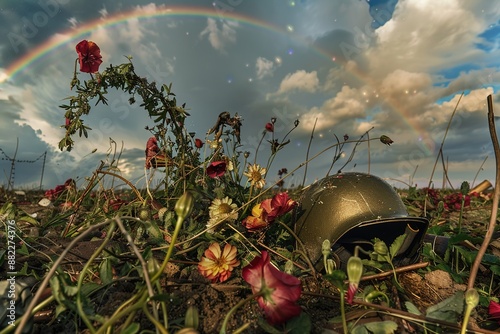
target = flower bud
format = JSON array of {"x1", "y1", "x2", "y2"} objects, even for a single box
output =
[
  {"x1": 373, "y1": 239, "x2": 389, "y2": 256},
  {"x1": 284, "y1": 260, "x2": 294, "y2": 275},
  {"x1": 465, "y1": 288, "x2": 479, "y2": 307},
  {"x1": 347, "y1": 256, "x2": 363, "y2": 285},
  {"x1": 460, "y1": 181, "x2": 470, "y2": 196},
  {"x1": 184, "y1": 305, "x2": 200, "y2": 330},
  {"x1": 147, "y1": 257, "x2": 160, "y2": 277},
  {"x1": 326, "y1": 259, "x2": 335, "y2": 275},
  {"x1": 322, "y1": 239, "x2": 331, "y2": 257},
  {"x1": 175, "y1": 191, "x2": 194, "y2": 219}
]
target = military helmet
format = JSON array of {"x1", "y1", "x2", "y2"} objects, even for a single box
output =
[{"x1": 294, "y1": 172, "x2": 429, "y2": 269}]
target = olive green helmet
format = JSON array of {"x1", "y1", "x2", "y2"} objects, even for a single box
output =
[{"x1": 294, "y1": 172, "x2": 429, "y2": 269}]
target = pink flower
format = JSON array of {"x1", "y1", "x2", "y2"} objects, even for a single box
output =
[
  {"x1": 75, "y1": 40, "x2": 103, "y2": 73},
  {"x1": 242, "y1": 251, "x2": 302, "y2": 325},
  {"x1": 489, "y1": 300, "x2": 500, "y2": 324},
  {"x1": 206, "y1": 161, "x2": 227, "y2": 178},
  {"x1": 198, "y1": 243, "x2": 240, "y2": 283}
]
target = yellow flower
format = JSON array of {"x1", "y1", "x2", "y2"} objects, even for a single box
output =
[
  {"x1": 207, "y1": 197, "x2": 238, "y2": 232},
  {"x1": 198, "y1": 243, "x2": 240, "y2": 283},
  {"x1": 244, "y1": 163, "x2": 266, "y2": 189}
]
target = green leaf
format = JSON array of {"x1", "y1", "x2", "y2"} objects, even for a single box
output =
[
  {"x1": 389, "y1": 234, "x2": 407, "y2": 259},
  {"x1": 426, "y1": 291, "x2": 464, "y2": 322},
  {"x1": 121, "y1": 322, "x2": 140, "y2": 334},
  {"x1": 99, "y1": 257, "x2": 113, "y2": 285},
  {"x1": 405, "y1": 301, "x2": 422, "y2": 315},
  {"x1": 352, "y1": 321, "x2": 398, "y2": 334},
  {"x1": 490, "y1": 265, "x2": 500, "y2": 276},
  {"x1": 286, "y1": 312, "x2": 311, "y2": 334}
]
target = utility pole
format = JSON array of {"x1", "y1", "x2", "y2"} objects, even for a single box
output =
[
  {"x1": 7, "y1": 138, "x2": 19, "y2": 191},
  {"x1": 39, "y1": 151, "x2": 47, "y2": 190}
]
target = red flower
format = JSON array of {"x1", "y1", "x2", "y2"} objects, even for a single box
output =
[
  {"x1": 242, "y1": 192, "x2": 297, "y2": 231},
  {"x1": 242, "y1": 204, "x2": 268, "y2": 231},
  {"x1": 195, "y1": 138, "x2": 204, "y2": 148},
  {"x1": 206, "y1": 161, "x2": 227, "y2": 178},
  {"x1": 75, "y1": 40, "x2": 103, "y2": 73},
  {"x1": 242, "y1": 251, "x2": 302, "y2": 325},
  {"x1": 261, "y1": 192, "x2": 297, "y2": 222},
  {"x1": 145, "y1": 137, "x2": 168, "y2": 169},
  {"x1": 265, "y1": 122, "x2": 274, "y2": 132},
  {"x1": 489, "y1": 300, "x2": 500, "y2": 324}
]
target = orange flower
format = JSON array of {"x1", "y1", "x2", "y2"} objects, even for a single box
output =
[
  {"x1": 198, "y1": 243, "x2": 240, "y2": 283},
  {"x1": 242, "y1": 192, "x2": 297, "y2": 231},
  {"x1": 242, "y1": 204, "x2": 268, "y2": 231},
  {"x1": 75, "y1": 40, "x2": 103, "y2": 73}
]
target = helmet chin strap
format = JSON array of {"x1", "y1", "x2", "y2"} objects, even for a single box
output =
[{"x1": 394, "y1": 224, "x2": 420, "y2": 257}]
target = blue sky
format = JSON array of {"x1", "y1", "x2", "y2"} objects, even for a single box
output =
[{"x1": 0, "y1": 0, "x2": 499, "y2": 190}]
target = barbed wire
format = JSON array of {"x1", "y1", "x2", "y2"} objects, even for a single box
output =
[
  {"x1": 0, "y1": 148, "x2": 46, "y2": 163},
  {"x1": 1, "y1": 147, "x2": 47, "y2": 190}
]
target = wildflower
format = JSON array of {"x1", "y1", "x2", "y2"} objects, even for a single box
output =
[
  {"x1": 277, "y1": 168, "x2": 288, "y2": 177},
  {"x1": 242, "y1": 204, "x2": 268, "y2": 231},
  {"x1": 265, "y1": 122, "x2": 274, "y2": 132},
  {"x1": 206, "y1": 160, "x2": 227, "y2": 178},
  {"x1": 75, "y1": 40, "x2": 103, "y2": 73},
  {"x1": 242, "y1": 251, "x2": 302, "y2": 325},
  {"x1": 380, "y1": 135, "x2": 394, "y2": 146},
  {"x1": 194, "y1": 138, "x2": 204, "y2": 148},
  {"x1": 346, "y1": 255, "x2": 363, "y2": 304},
  {"x1": 242, "y1": 192, "x2": 297, "y2": 231},
  {"x1": 206, "y1": 138, "x2": 222, "y2": 150},
  {"x1": 260, "y1": 192, "x2": 297, "y2": 222},
  {"x1": 207, "y1": 197, "x2": 238, "y2": 232},
  {"x1": 489, "y1": 300, "x2": 500, "y2": 324},
  {"x1": 244, "y1": 163, "x2": 266, "y2": 189},
  {"x1": 198, "y1": 243, "x2": 240, "y2": 283},
  {"x1": 145, "y1": 137, "x2": 169, "y2": 169}
]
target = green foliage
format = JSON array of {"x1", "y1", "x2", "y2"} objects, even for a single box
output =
[{"x1": 351, "y1": 321, "x2": 398, "y2": 334}]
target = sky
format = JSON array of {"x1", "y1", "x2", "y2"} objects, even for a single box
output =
[{"x1": 0, "y1": 0, "x2": 499, "y2": 191}]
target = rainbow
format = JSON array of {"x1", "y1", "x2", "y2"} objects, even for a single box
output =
[{"x1": 2, "y1": 5, "x2": 434, "y2": 154}]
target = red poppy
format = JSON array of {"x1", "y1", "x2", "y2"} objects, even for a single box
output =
[
  {"x1": 195, "y1": 138, "x2": 204, "y2": 148},
  {"x1": 265, "y1": 122, "x2": 274, "y2": 132},
  {"x1": 242, "y1": 251, "x2": 302, "y2": 325},
  {"x1": 206, "y1": 161, "x2": 227, "y2": 178},
  {"x1": 489, "y1": 300, "x2": 500, "y2": 324},
  {"x1": 75, "y1": 40, "x2": 103, "y2": 73},
  {"x1": 145, "y1": 137, "x2": 168, "y2": 169}
]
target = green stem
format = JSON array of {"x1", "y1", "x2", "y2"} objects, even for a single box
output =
[
  {"x1": 152, "y1": 214, "x2": 184, "y2": 283},
  {"x1": 76, "y1": 221, "x2": 116, "y2": 333},
  {"x1": 219, "y1": 290, "x2": 265, "y2": 334},
  {"x1": 340, "y1": 290, "x2": 348, "y2": 334}
]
